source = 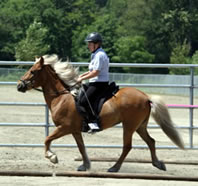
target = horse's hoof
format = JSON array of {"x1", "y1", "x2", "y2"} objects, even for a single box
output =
[
  {"x1": 45, "y1": 151, "x2": 58, "y2": 164},
  {"x1": 153, "y1": 160, "x2": 166, "y2": 171},
  {"x1": 77, "y1": 164, "x2": 87, "y2": 171},
  {"x1": 108, "y1": 166, "x2": 119, "y2": 173},
  {"x1": 50, "y1": 155, "x2": 58, "y2": 164}
]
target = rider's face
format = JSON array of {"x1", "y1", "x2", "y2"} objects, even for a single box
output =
[{"x1": 88, "y1": 42, "x2": 99, "y2": 52}]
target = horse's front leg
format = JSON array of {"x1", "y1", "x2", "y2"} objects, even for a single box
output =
[
  {"x1": 45, "y1": 125, "x2": 67, "y2": 164},
  {"x1": 72, "y1": 132, "x2": 91, "y2": 171}
]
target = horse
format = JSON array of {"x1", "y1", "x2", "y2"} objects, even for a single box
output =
[{"x1": 17, "y1": 54, "x2": 184, "y2": 172}]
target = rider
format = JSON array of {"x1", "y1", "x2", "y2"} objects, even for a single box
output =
[{"x1": 77, "y1": 32, "x2": 109, "y2": 133}]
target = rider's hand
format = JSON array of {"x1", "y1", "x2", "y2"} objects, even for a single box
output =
[{"x1": 77, "y1": 77, "x2": 83, "y2": 83}]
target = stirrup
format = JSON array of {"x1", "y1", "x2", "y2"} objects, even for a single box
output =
[
  {"x1": 88, "y1": 123, "x2": 99, "y2": 129},
  {"x1": 88, "y1": 123, "x2": 101, "y2": 133}
]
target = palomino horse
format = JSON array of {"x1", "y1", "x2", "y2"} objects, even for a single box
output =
[{"x1": 17, "y1": 55, "x2": 184, "y2": 172}]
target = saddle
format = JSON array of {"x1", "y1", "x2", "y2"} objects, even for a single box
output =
[{"x1": 75, "y1": 82, "x2": 119, "y2": 131}]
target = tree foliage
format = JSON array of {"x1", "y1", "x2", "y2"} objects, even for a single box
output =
[
  {"x1": 170, "y1": 41, "x2": 191, "y2": 75},
  {"x1": 0, "y1": 0, "x2": 198, "y2": 74},
  {"x1": 15, "y1": 20, "x2": 50, "y2": 61},
  {"x1": 113, "y1": 36, "x2": 154, "y2": 63}
]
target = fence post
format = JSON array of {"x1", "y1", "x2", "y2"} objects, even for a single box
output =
[
  {"x1": 45, "y1": 105, "x2": 50, "y2": 137},
  {"x1": 189, "y1": 67, "x2": 194, "y2": 148}
]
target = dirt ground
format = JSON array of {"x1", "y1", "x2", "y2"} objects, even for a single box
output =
[{"x1": 0, "y1": 86, "x2": 198, "y2": 185}]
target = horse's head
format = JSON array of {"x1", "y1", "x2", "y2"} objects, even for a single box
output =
[{"x1": 17, "y1": 57, "x2": 45, "y2": 93}]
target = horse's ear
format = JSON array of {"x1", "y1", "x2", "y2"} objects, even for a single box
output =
[
  {"x1": 39, "y1": 56, "x2": 44, "y2": 66},
  {"x1": 35, "y1": 56, "x2": 44, "y2": 67}
]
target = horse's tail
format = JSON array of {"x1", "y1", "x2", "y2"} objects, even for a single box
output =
[{"x1": 149, "y1": 96, "x2": 184, "y2": 149}]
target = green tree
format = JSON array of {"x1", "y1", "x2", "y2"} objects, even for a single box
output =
[
  {"x1": 106, "y1": 0, "x2": 166, "y2": 74},
  {"x1": 0, "y1": 0, "x2": 35, "y2": 60},
  {"x1": 192, "y1": 51, "x2": 198, "y2": 70},
  {"x1": 107, "y1": 0, "x2": 198, "y2": 66},
  {"x1": 71, "y1": 13, "x2": 118, "y2": 62},
  {"x1": 112, "y1": 36, "x2": 154, "y2": 73},
  {"x1": 150, "y1": 0, "x2": 198, "y2": 62},
  {"x1": 170, "y1": 41, "x2": 191, "y2": 74},
  {"x1": 15, "y1": 21, "x2": 50, "y2": 61},
  {"x1": 0, "y1": 0, "x2": 76, "y2": 60},
  {"x1": 1, "y1": 0, "x2": 198, "y2": 76}
]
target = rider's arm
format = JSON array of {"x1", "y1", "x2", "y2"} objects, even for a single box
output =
[
  {"x1": 78, "y1": 70, "x2": 99, "y2": 82},
  {"x1": 79, "y1": 71, "x2": 89, "y2": 78}
]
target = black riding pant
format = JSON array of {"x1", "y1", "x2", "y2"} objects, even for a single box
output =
[{"x1": 80, "y1": 82, "x2": 109, "y2": 122}]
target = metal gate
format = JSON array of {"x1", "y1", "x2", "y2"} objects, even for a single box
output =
[{"x1": 0, "y1": 61, "x2": 198, "y2": 149}]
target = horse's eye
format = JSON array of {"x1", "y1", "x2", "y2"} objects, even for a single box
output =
[{"x1": 30, "y1": 70, "x2": 35, "y2": 75}]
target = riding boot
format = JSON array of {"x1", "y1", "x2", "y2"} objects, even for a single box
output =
[{"x1": 81, "y1": 120, "x2": 89, "y2": 132}]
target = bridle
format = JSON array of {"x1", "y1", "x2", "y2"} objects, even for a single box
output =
[{"x1": 19, "y1": 68, "x2": 72, "y2": 96}]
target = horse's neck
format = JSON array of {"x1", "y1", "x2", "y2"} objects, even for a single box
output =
[{"x1": 41, "y1": 70, "x2": 70, "y2": 110}]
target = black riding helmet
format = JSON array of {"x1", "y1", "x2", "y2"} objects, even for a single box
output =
[{"x1": 85, "y1": 32, "x2": 102, "y2": 43}]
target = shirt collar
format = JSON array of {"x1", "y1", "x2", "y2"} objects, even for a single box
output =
[{"x1": 92, "y1": 47, "x2": 102, "y2": 54}]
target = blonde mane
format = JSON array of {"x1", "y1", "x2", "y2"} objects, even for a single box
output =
[{"x1": 42, "y1": 54, "x2": 80, "y2": 95}]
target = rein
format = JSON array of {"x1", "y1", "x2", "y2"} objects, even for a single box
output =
[
  {"x1": 19, "y1": 63, "x2": 81, "y2": 96},
  {"x1": 20, "y1": 78, "x2": 70, "y2": 96},
  {"x1": 33, "y1": 82, "x2": 80, "y2": 96},
  {"x1": 33, "y1": 87, "x2": 70, "y2": 96},
  {"x1": 33, "y1": 88, "x2": 43, "y2": 92}
]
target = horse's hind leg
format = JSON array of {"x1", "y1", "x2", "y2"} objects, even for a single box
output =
[
  {"x1": 108, "y1": 125, "x2": 133, "y2": 172},
  {"x1": 136, "y1": 121, "x2": 166, "y2": 171}
]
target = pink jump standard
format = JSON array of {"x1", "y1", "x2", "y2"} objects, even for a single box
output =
[{"x1": 17, "y1": 55, "x2": 184, "y2": 172}]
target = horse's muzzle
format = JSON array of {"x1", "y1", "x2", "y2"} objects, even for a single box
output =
[{"x1": 17, "y1": 80, "x2": 27, "y2": 93}]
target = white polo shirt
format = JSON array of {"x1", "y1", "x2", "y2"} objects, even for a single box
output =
[{"x1": 88, "y1": 48, "x2": 109, "y2": 82}]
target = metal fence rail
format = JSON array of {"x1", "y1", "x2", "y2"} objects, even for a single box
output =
[{"x1": 0, "y1": 61, "x2": 198, "y2": 149}]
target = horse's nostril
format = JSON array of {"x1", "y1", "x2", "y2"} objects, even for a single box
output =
[
  {"x1": 17, "y1": 83, "x2": 21, "y2": 91},
  {"x1": 17, "y1": 83, "x2": 26, "y2": 92},
  {"x1": 17, "y1": 83, "x2": 21, "y2": 90}
]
